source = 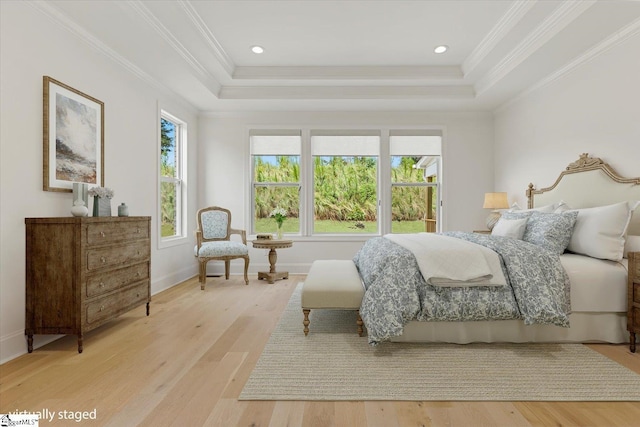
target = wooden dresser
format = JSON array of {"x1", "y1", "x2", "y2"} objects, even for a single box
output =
[
  {"x1": 25, "y1": 216, "x2": 151, "y2": 353},
  {"x1": 629, "y1": 251, "x2": 640, "y2": 353}
]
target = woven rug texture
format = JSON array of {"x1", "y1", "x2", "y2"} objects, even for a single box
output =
[{"x1": 240, "y1": 283, "x2": 640, "y2": 401}]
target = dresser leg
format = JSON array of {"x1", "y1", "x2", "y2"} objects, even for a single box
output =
[
  {"x1": 77, "y1": 334, "x2": 83, "y2": 354},
  {"x1": 146, "y1": 302, "x2": 150, "y2": 316},
  {"x1": 631, "y1": 332, "x2": 636, "y2": 353},
  {"x1": 27, "y1": 333, "x2": 33, "y2": 353}
]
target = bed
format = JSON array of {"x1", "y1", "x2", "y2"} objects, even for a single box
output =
[{"x1": 353, "y1": 153, "x2": 640, "y2": 345}]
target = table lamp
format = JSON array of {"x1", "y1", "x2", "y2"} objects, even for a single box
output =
[{"x1": 483, "y1": 192, "x2": 509, "y2": 231}]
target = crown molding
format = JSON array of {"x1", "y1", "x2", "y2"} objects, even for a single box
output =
[
  {"x1": 218, "y1": 85, "x2": 474, "y2": 100},
  {"x1": 232, "y1": 65, "x2": 463, "y2": 81},
  {"x1": 463, "y1": 0, "x2": 537, "y2": 77},
  {"x1": 126, "y1": 0, "x2": 221, "y2": 94},
  {"x1": 25, "y1": 0, "x2": 199, "y2": 112},
  {"x1": 495, "y1": 17, "x2": 640, "y2": 113},
  {"x1": 475, "y1": 0, "x2": 596, "y2": 96},
  {"x1": 177, "y1": 0, "x2": 235, "y2": 77}
]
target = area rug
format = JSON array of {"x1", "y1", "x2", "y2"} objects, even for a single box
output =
[{"x1": 240, "y1": 283, "x2": 640, "y2": 401}]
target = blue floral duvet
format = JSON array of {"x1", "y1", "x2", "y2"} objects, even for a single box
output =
[{"x1": 353, "y1": 232, "x2": 571, "y2": 345}]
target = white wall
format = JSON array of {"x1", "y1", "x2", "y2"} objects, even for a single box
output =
[
  {"x1": 0, "y1": 2, "x2": 199, "y2": 362},
  {"x1": 494, "y1": 32, "x2": 640, "y2": 206},
  {"x1": 198, "y1": 111, "x2": 495, "y2": 274}
]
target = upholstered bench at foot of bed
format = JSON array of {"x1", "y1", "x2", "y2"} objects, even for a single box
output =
[{"x1": 301, "y1": 259, "x2": 365, "y2": 336}]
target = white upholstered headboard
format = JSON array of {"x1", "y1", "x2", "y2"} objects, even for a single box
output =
[{"x1": 527, "y1": 153, "x2": 640, "y2": 235}]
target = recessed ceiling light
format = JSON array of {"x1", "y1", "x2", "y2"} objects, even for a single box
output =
[
  {"x1": 434, "y1": 45, "x2": 448, "y2": 54},
  {"x1": 251, "y1": 45, "x2": 264, "y2": 54}
]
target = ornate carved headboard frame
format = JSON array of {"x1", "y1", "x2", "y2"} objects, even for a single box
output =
[{"x1": 526, "y1": 153, "x2": 640, "y2": 234}]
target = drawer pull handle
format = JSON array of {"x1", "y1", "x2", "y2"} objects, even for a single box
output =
[
  {"x1": 136, "y1": 272, "x2": 141, "y2": 277},
  {"x1": 99, "y1": 282, "x2": 105, "y2": 288},
  {"x1": 100, "y1": 305, "x2": 105, "y2": 312},
  {"x1": 137, "y1": 251, "x2": 140, "y2": 256},
  {"x1": 136, "y1": 293, "x2": 140, "y2": 297},
  {"x1": 136, "y1": 228, "x2": 141, "y2": 234},
  {"x1": 101, "y1": 257, "x2": 106, "y2": 263},
  {"x1": 100, "y1": 231, "x2": 105, "y2": 237}
]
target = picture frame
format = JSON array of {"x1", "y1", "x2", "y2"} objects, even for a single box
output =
[{"x1": 43, "y1": 76, "x2": 104, "y2": 192}]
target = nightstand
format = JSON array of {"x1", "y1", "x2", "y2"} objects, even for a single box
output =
[
  {"x1": 628, "y1": 252, "x2": 640, "y2": 353},
  {"x1": 473, "y1": 230, "x2": 491, "y2": 234}
]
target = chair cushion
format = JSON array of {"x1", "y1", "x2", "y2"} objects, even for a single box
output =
[
  {"x1": 201, "y1": 210, "x2": 229, "y2": 239},
  {"x1": 195, "y1": 241, "x2": 248, "y2": 257}
]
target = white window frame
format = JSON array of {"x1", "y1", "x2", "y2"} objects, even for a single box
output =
[
  {"x1": 247, "y1": 126, "x2": 443, "y2": 240},
  {"x1": 249, "y1": 130, "x2": 302, "y2": 236},
  {"x1": 389, "y1": 132, "x2": 442, "y2": 234},
  {"x1": 158, "y1": 109, "x2": 187, "y2": 249}
]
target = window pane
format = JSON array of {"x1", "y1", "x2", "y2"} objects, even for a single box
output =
[
  {"x1": 254, "y1": 186, "x2": 299, "y2": 234},
  {"x1": 314, "y1": 156, "x2": 377, "y2": 233},
  {"x1": 160, "y1": 181, "x2": 177, "y2": 237},
  {"x1": 161, "y1": 118, "x2": 177, "y2": 178},
  {"x1": 391, "y1": 185, "x2": 438, "y2": 234},
  {"x1": 391, "y1": 156, "x2": 439, "y2": 183},
  {"x1": 253, "y1": 155, "x2": 300, "y2": 183}
]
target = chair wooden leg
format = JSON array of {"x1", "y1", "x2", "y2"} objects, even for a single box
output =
[
  {"x1": 199, "y1": 261, "x2": 206, "y2": 290},
  {"x1": 225, "y1": 260, "x2": 230, "y2": 280},
  {"x1": 243, "y1": 256, "x2": 249, "y2": 285}
]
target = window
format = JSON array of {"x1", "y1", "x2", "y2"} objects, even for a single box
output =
[
  {"x1": 390, "y1": 132, "x2": 441, "y2": 233},
  {"x1": 159, "y1": 111, "x2": 186, "y2": 242},
  {"x1": 311, "y1": 131, "x2": 379, "y2": 234},
  {"x1": 249, "y1": 128, "x2": 442, "y2": 237},
  {"x1": 251, "y1": 131, "x2": 301, "y2": 235}
]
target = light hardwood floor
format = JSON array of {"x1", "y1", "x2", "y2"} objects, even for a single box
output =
[{"x1": 1, "y1": 274, "x2": 639, "y2": 427}]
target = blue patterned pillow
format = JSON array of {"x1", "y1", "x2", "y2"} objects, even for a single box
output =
[{"x1": 521, "y1": 211, "x2": 578, "y2": 255}]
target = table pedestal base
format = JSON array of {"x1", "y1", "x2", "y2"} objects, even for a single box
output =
[{"x1": 258, "y1": 270, "x2": 289, "y2": 284}]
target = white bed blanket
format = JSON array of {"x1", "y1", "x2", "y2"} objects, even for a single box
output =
[{"x1": 384, "y1": 233, "x2": 507, "y2": 287}]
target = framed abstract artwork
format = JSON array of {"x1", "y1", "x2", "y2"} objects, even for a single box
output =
[{"x1": 43, "y1": 76, "x2": 104, "y2": 192}]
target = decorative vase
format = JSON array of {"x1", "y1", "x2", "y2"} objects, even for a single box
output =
[
  {"x1": 276, "y1": 223, "x2": 283, "y2": 240},
  {"x1": 118, "y1": 202, "x2": 129, "y2": 217},
  {"x1": 71, "y1": 197, "x2": 89, "y2": 217},
  {"x1": 93, "y1": 196, "x2": 112, "y2": 217}
]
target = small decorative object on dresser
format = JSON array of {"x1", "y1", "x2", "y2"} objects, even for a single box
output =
[
  {"x1": 628, "y1": 251, "x2": 640, "y2": 353},
  {"x1": 89, "y1": 186, "x2": 114, "y2": 217},
  {"x1": 117, "y1": 202, "x2": 129, "y2": 217},
  {"x1": 25, "y1": 216, "x2": 151, "y2": 353}
]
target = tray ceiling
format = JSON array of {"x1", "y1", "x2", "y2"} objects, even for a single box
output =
[{"x1": 32, "y1": 0, "x2": 640, "y2": 112}]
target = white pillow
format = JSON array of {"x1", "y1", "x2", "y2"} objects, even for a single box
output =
[
  {"x1": 567, "y1": 201, "x2": 639, "y2": 261},
  {"x1": 624, "y1": 235, "x2": 640, "y2": 258},
  {"x1": 554, "y1": 200, "x2": 571, "y2": 213},
  {"x1": 509, "y1": 202, "x2": 558, "y2": 214},
  {"x1": 491, "y1": 217, "x2": 528, "y2": 239}
]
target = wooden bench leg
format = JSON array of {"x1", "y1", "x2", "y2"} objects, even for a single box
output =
[
  {"x1": 356, "y1": 310, "x2": 364, "y2": 337},
  {"x1": 303, "y1": 309, "x2": 310, "y2": 336}
]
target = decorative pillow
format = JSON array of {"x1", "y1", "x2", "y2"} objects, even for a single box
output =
[
  {"x1": 491, "y1": 217, "x2": 528, "y2": 239},
  {"x1": 568, "y1": 201, "x2": 640, "y2": 261},
  {"x1": 625, "y1": 235, "x2": 640, "y2": 258},
  {"x1": 521, "y1": 211, "x2": 579, "y2": 255}
]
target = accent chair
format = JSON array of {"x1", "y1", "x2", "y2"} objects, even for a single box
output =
[{"x1": 194, "y1": 206, "x2": 249, "y2": 289}]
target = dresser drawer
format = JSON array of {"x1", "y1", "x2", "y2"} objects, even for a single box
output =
[
  {"x1": 86, "y1": 263, "x2": 149, "y2": 297},
  {"x1": 86, "y1": 220, "x2": 149, "y2": 246},
  {"x1": 86, "y1": 282, "x2": 148, "y2": 324},
  {"x1": 86, "y1": 241, "x2": 149, "y2": 271},
  {"x1": 634, "y1": 282, "x2": 640, "y2": 304}
]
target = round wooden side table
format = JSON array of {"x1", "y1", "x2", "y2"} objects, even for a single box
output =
[{"x1": 251, "y1": 239, "x2": 293, "y2": 284}]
